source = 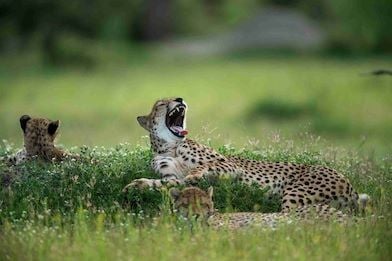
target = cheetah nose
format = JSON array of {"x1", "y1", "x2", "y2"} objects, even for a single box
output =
[{"x1": 175, "y1": 97, "x2": 183, "y2": 103}]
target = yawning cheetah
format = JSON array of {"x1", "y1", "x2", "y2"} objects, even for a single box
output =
[{"x1": 124, "y1": 98, "x2": 368, "y2": 212}]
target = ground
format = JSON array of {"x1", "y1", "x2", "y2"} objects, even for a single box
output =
[{"x1": 0, "y1": 52, "x2": 391, "y2": 260}]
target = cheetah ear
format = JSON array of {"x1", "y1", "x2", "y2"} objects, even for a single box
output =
[
  {"x1": 137, "y1": 115, "x2": 149, "y2": 131},
  {"x1": 169, "y1": 188, "x2": 180, "y2": 200},
  {"x1": 20, "y1": 115, "x2": 31, "y2": 133},
  {"x1": 48, "y1": 120, "x2": 60, "y2": 135},
  {"x1": 207, "y1": 186, "x2": 214, "y2": 199}
]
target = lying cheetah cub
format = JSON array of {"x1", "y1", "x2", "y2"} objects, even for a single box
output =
[
  {"x1": 4, "y1": 115, "x2": 78, "y2": 165},
  {"x1": 169, "y1": 187, "x2": 347, "y2": 229}
]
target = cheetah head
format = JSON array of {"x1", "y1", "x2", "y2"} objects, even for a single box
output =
[
  {"x1": 169, "y1": 186, "x2": 215, "y2": 219},
  {"x1": 20, "y1": 115, "x2": 60, "y2": 154},
  {"x1": 137, "y1": 97, "x2": 188, "y2": 143}
]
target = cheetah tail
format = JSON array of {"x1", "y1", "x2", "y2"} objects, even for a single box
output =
[{"x1": 358, "y1": 193, "x2": 370, "y2": 213}]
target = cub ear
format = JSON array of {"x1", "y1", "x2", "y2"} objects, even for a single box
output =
[
  {"x1": 207, "y1": 186, "x2": 214, "y2": 199},
  {"x1": 169, "y1": 188, "x2": 180, "y2": 201},
  {"x1": 137, "y1": 115, "x2": 150, "y2": 131},
  {"x1": 48, "y1": 120, "x2": 60, "y2": 135},
  {"x1": 20, "y1": 115, "x2": 31, "y2": 133}
]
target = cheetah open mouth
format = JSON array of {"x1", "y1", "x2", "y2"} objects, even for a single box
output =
[{"x1": 166, "y1": 105, "x2": 188, "y2": 137}]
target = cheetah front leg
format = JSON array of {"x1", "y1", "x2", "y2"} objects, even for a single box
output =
[
  {"x1": 123, "y1": 176, "x2": 184, "y2": 190},
  {"x1": 123, "y1": 155, "x2": 185, "y2": 190},
  {"x1": 184, "y1": 161, "x2": 242, "y2": 184}
]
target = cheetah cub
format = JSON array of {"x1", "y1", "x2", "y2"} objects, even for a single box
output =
[
  {"x1": 169, "y1": 187, "x2": 348, "y2": 230},
  {"x1": 4, "y1": 115, "x2": 78, "y2": 166}
]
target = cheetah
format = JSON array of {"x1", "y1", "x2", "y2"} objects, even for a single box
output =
[
  {"x1": 124, "y1": 98, "x2": 369, "y2": 212},
  {"x1": 4, "y1": 115, "x2": 78, "y2": 166},
  {"x1": 169, "y1": 186, "x2": 348, "y2": 229}
]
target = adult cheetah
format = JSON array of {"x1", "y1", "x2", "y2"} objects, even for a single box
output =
[{"x1": 125, "y1": 98, "x2": 368, "y2": 212}]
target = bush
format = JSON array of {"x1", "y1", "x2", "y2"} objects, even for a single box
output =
[
  {"x1": 326, "y1": 0, "x2": 392, "y2": 53},
  {"x1": 1, "y1": 141, "x2": 389, "y2": 222}
]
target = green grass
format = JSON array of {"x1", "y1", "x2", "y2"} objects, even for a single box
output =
[
  {"x1": 0, "y1": 52, "x2": 391, "y2": 260},
  {"x1": 0, "y1": 54, "x2": 391, "y2": 153},
  {"x1": 1, "y1": 212, "x2": 391, "y2": 260},
  {"x1": 0, "y1": 141, "x2": 391, "y2": 260}
]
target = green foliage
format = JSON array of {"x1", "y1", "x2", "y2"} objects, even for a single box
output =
[
  {"x1": 0, "y1": 142, "x2": 391, "y2": 260},
  {"x1": 0, "y1": 0, "x2": 260, "y2": 65},
  {"x1": 0, "y1": 212, "x2": 391, "y2": 260},
  {"x1": 0, "y1": 144, "x2": 279, "y2": 220},
  {"x1": 327, "y1": 0, "x2": 392, "y2": 53},
  {"x1": 1, "y1": 0, "x2": 390, "y2": 63},
  {"x1": 1, "y1": 141, "x2": 390, "y2": 221},
  {"x1": 269, "y1": 0, "x2": 392, "y2": 53}
]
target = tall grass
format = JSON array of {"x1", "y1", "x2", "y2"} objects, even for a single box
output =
[{"x1": 1, "y1": 211, "x2": 391, "y2": 261}]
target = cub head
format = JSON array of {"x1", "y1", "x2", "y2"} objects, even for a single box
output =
[
  {"x1": 137, "y1": 98, "x2": 188, "y2": 143},
  {"x1": 19, "y1": 115, "x2": 60, "y2": 152},
  {"x1": 169, "y1": 186, "x2": 215, "y2": 218}
]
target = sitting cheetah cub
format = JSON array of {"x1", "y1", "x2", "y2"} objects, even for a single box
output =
[
  {"x1": 4, "y1": 115, "x2": 78, "y2": 166},
  {"x1": 169, "y1": 187, "x2": 348, "y2": 229}
]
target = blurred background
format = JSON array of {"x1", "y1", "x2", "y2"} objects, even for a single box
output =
[{"x1": 0, "y1": 0, "x2": 391, "y2": 154}]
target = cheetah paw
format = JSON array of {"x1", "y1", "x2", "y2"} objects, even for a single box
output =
[
  {"x1": 122, "y1": 178, "x2": 157, "y2": 191},
  {"x1": 184, "y1": 174, "x2": 203, "y2": 185}
]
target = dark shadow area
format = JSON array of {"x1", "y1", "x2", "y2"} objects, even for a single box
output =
[{"x1": 247, "y1": 98, "x2": 317, "y2": 121}]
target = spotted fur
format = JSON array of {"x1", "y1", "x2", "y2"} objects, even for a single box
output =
[
  {"x1": 5, "y1": 115, "x2": 77, "y2": 166},
  {"x1": 170, "y1": 187, "x2": 347, "y2": 229},
  {"x1": 124, "y1": 98, "x2": 368, "y2": 212}
]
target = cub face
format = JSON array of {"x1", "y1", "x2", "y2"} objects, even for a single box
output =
[
  {"x1": 137, "y1": 97, "x2": 188, "y2": 143},
  {"x1": 169, "y1": 186, "x2": 215, "y2": 218},
  {"x1": 20, "y1": 115, "x2": 60, "y2": 151}
]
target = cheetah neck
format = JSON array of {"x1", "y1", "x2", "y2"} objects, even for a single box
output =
[
  {"x1": 149, "y1": 132, "x2": 185, "y2": 156},
  {"x1": 24, "y1": 143, "x2": 58, "y2": 160}
]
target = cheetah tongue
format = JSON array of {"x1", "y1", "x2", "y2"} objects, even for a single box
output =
[{"x1": 171, "y1": 126, "x2": 188, "y2": 136}]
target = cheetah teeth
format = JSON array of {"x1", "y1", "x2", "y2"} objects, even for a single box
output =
[{"x1": 169, "y1": 107, "x2": 185, "y2": 116}]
